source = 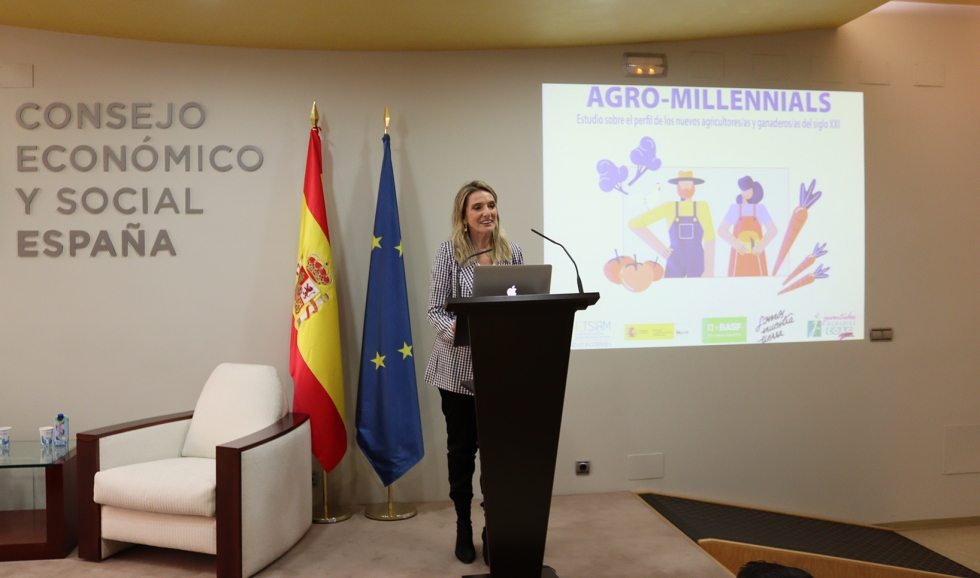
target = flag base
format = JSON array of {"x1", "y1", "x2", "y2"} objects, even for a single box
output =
[
  {"x1": 313, "y1": 505, "x2": 353, "y2": 524},
  {"x1": 364, "y1": 501, "x2": 417, "y2": 521},
  {"x1": 364, "y1": 484, "x2": 417, "y2": 521}
]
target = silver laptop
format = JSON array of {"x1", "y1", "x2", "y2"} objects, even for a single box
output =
[{"x1": 472, "y1": 265, "x2": 552, "y2": 297}]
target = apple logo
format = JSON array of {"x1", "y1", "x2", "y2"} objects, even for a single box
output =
[{"x1": 506, "y1": 285, "x2": 517, "y2": 296}]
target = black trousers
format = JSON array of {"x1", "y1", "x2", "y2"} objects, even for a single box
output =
[{"x1": 440, "y1": 388, "x2": 481, "y2": 525}]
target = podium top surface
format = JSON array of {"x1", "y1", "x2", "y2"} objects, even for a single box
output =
[{"x1": 445, "y1": 292, "x2": 599, "y2": 314}]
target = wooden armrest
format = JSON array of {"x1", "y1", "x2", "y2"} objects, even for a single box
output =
[
  {"x1": 215, "y1": 413, "x2": 310, "y2": 578},
  {"x1": 77, "y1": 411, "x2": 194, "y2": 441},
  {"x1": 217, "y1": 413, "x2": 310, "y2": 453}
]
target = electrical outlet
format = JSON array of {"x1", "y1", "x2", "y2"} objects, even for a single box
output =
[
  {"x1": 575, "y1": 461, "x2": 591, "y2": 475},
  {"x1": 870, "y1": 328, "x2": 893, "y2": 342}
]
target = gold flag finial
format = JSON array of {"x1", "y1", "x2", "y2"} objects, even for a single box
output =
[
  {"x1": 384, "y1": 104, "x2": 390, "y2": 135},
  {"x1": 311, "y1": 102, "x2": 319, "y2": 128}
]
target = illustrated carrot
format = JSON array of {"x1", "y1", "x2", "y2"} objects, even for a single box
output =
[
  {"x1": 783, "y1": 242, "x2": 828, "y2": 286},
  {"x1": 778, "y1": 264, "x2": 829, "y2": 295},
  {"x1": 772, "y1": 179, "x2": 822, "y2": 275}
]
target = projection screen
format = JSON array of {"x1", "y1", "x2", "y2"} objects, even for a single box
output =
[{"x1": 542, "y1": 83, "x2": 864, "y2": 349}]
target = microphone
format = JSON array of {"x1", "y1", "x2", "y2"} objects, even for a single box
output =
[
  {"x1": 531, "y1": 229, "x2": 584, "y2": 294},
  {"x1": 455, "y1": 249, "x2": 493, "y2": 298}
]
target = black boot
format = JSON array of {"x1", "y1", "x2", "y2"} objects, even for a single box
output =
[
  {"x1": 454, "y1": 499, "x2": 476, "y2": 564},
  {"x1": 455, "y1": 522, "x2": 476, "y2": 564},
  {"x1": 482, "y1": 526, "x2": 490, "y2": 565}
]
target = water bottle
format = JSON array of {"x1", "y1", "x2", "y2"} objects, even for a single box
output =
[{"x1": 54, "y1": 414, "x2": 69, "y2": 447}]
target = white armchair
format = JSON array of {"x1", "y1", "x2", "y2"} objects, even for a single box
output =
[{"x1": 77, "y1": 363, "x2": 312, "y2": 578}]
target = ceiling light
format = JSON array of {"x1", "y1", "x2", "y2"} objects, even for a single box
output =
[{"x1": 624, "y1": 53, "x2": 667, "y2": 78}]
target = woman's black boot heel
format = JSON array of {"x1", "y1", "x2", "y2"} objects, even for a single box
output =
[{"x1": 455, "y1": 523, "x2": 476, "y2": 564}]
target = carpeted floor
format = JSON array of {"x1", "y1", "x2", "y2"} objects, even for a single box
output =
[
  {"x1": 900, "y1": 525, "x2": 980, "y2": 575},
  {"x1": 0, "y1": 492, "x2": 732, "y2": 578}
]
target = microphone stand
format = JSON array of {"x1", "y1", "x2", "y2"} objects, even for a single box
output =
[
  {"x1": 531, "y1": 229, "x2": 584, "y2": 293},
  {"x1": 454, "y1": 248, "x2": 493, "y2": 298}
]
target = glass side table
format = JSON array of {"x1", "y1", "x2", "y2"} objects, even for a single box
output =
[{"x1": 0, "y1": 441, "x2": 77, "y2": 561}]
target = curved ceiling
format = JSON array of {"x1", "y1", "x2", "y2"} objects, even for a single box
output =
[{"x1": 0, "y1": 1, "x2": 901, "y2": 51}]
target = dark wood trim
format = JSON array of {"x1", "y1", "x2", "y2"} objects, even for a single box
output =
[
  {"x1": 216, "y1": 441, "x2": 243, "y2": 578},
  {"x1": 77, "y1": 437, "x2": 101, "y2": 561},
  {"x1": 77, "y1": 411, "x2": 194, "y2": 440},
  {"x1": 0, "y1": 511, "x2": 46, "y2": 561},
  {"x1": 217, "y1": 413, "x2": 310, "y2": 452},
  {"x1": 0, "y1": 451, "x2": 77, "y2": 562},
  {"x1": 77, "y1": 411, "x2": 193, "y2": 562},
  {"x1": 44, "y1": 463, "x2": 64, "y2": 557},
  {"x1": 44, "y1": 452, "x2": 77, "y2": 558},
  {"x1": 215, "y1": 414, "x2": 308, "y2": 578},
  {"x1": 61, "y1": 452, "x2": 78, "y2": 557},
  {"x1": 0, "y1": 543, "x2": 50, "y2": 561}
]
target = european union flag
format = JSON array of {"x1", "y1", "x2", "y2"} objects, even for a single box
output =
[{"x1": 355, "y1": 133, "x2": 424, "y2": 487}]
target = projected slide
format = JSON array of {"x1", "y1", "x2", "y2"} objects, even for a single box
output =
[{"x1": 542, "y1": 84, "x2": 864, "y2": 349}]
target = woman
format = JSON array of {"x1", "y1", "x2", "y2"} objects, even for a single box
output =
[
  {"x1": 425, "y1": 180, "x2": 523, "y2": 565},
  {"x1": 717, "y1": 175, "x2": 778, "y2": 276}
]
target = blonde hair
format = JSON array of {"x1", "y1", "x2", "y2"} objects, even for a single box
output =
[{"x1": 450, "y1": 180, "x2": 513, "y2": 265}]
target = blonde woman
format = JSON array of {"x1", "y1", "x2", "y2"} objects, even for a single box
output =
[{"x1": 425, "y1": 180, "x2": 523, "y2": 565}]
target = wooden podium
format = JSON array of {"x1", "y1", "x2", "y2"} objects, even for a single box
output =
[{"x1": 445, "y1": 292, "x2": 599, "y2": 578}]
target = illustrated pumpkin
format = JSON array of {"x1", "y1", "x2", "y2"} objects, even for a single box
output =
[
  {"x1": 620, "y1": 255, "x2": 655, "y2": 292},
  {"x1": 619, "y1": 256, "x2": 664, "y2": 292},
  {"x1": 603, "y1": 250, "x2": 634, "y2": 285},
  {"x1": 648, "y1": 258, "x2": 664, "y2": 282}
]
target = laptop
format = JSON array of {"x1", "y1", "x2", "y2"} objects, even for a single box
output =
[{"x1": 472, "y1": 264, "x2": 552, "y2": 297}]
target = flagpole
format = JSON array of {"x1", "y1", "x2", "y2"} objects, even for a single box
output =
[
  {"x1": 361, "y1": 104, "x2": 419, "y2": 522},
  {"x1": 305, "y1": 101, "x2": 352, "y2": 525}
]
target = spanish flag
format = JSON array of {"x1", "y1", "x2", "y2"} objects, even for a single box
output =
[{"x1": 290, "y1": 118, "x2": 347, "y2": 472}]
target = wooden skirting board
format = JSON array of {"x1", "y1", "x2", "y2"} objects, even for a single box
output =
[
  {"x1": 700, "y1": 538, "x2": 961, "y2": 578},
  {"x1": 878, "y1": 517, "x2": 980, "y2": 532}
]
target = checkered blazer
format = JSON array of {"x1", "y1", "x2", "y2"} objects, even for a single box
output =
[{"x1": 424, "y1": 240, "x2": 524, "y2": 395}]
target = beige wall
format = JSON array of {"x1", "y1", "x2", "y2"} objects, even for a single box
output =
[{"x1": 1, "y1": 1, "x2": 977, "y2": 524}]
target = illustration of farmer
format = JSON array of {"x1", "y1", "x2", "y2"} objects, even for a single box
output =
[
  {"x1": 628, "y1": 170, "x2": 715, "y2": 278},
  {"x1": 717, "y1": 176, "x2": 778, "y2": 277}
]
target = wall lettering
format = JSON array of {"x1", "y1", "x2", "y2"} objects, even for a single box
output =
[{"x1": 10, "y1": 101, "x2": 264, "y2": 259}]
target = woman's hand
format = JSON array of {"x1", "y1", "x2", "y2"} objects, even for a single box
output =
[{"x1": 717, "y1": 221, "x2": 744, "y2": 253}]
